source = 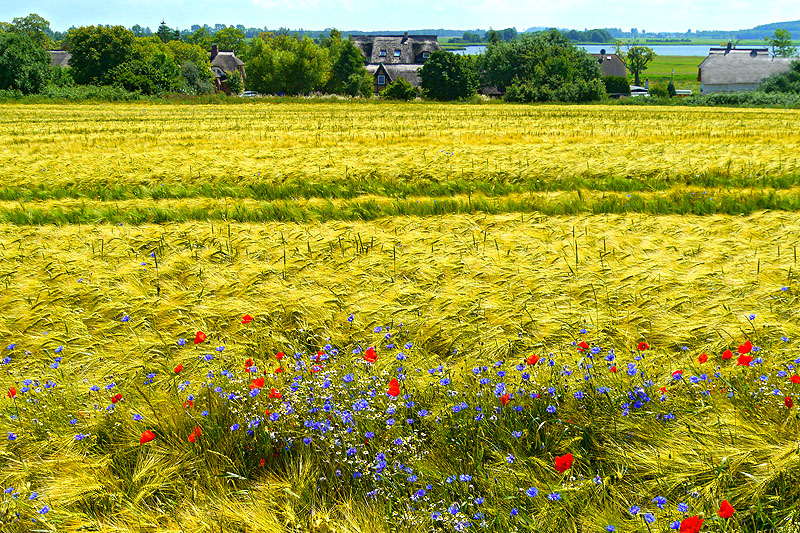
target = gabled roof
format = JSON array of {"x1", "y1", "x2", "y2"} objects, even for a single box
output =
[
  {"x1": 590, "y1": 53, "x2": 626, "y2": 78},
  {"x1": 352, "y1": 35, "x2": 441, "y2": 64},
  {"x1": 49, "y1": 50, "x2": 71, "y2": 68},
  {"x1": 698, "y1": 51, "x2": 792, "y2": 85},
  {"x1": 367, "y1": 63, "x2": 423, "y2": 87}
]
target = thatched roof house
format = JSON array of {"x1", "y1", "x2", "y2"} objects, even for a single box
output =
[
  {"x1": 591, "y1": 51, "x2": 626, "y2": 78},
  {"x1": 210, "y1": 44, "x2": 246, "y2": 94},
  {"x1": 698, "y1": 47, "x2": 792, "y2": 94},
  {"x1": 352, "y1": 33, "x2": 441, "y2": 65},
  {"x1": 353, "y1": 33, "x2": 441, "y2": 93},
  {"x1": 48, "y1": 50, "x2": 71, "y2": 68}
]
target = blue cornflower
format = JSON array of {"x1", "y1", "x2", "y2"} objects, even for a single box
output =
[
  {"x1": 546, "y1": 405, "x2": 557, "y2": 414},
  {"x1": 8, "y1": 432, "x2": 17, "y2": 441},
  {"x1": 121, "y1": 315, "x2": 130, "y2": 322},
  {"x1": 652, "y1": 496, "x2": 667, "y2": 509},
  {"x1": 132, "y1": 414, "x2": 143, "y2": 421},
  {"x1": 54, "y1": 346, "x2": 63, "y2": 353},
  {"x1": 669, "y1": 521, "x2": 681, "y2": 530},
  {"x1": 512, "y1": 431, "x2": 522, "y2": 438},
  {"x1": 677, "y1": 502, "x2": 689, "y2": 513},
  {"x1": 629, "y1": 505, "x2": 640, "y2": 515},
  {"x1": 74, "y1": 433, "x2": 86, "y2": 441},
  {"x1": 230, "y1": 423, "x2": 239, "y2": 431},
  {"x1": 177, "y1": 338, "x2": 186, "y2": 346},
  {"x1": 3, "y1": 487, "x2": 12, "y2": 494},
  {"x1": 448, "y1": 503, "x2": 459, "y2": 515},
  {"x1": 347, "y1": 314, "x2": 354, "y2": 322},
  {"x1": 39, "y1": 506, "x2": 50, "y2": 514},
  {"x1": 29, "y1": 492, "x2": 38, "y2": 500},
  {"x1": 69, "y1": 418, "x2": 77, "y2": 425},
  {"x1": 510, "y1": 508, "x2": 518, "y2": 517},
  {"x1": 643, "y1": 513, "x2": 655, "y2": 523},
  {"x1": 606, "y1": 527, "x2": 616, "y2": 533},
  {"x1": 781, "y1": 286, "x2": 789, "y2": 291},
  {"x1": 526, "y1": 487, "x2": 538, "y2": 497},
  {"x1": 506, "y1": 454, "x2": 515, "y2": 463},
  {"x1": 475, "y1": 497, "x2": 484, "y2": 505},
  {"x1": 547, "y1": 492, "x2": 561, "y2": 501},
  {"x1": 7, "y1": 343, "x2": 15, "y2": 350},
  {"x1": 749, "y1": 314, "x2": 756, "y2": 320}
]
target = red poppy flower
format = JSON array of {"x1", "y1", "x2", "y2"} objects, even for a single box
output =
[
  {"x1": 526, "y1": 354, "x2": 540, "y2": 365},
  {"x1": 500, "y1": 393, "x2": 510, "y2": 406},
  {"x1": 363, "y1": 347, "x2": 377, "y2": 364},
  {"x1": 791, "y1": 375, "x2": 800, "y2": 384},
  {"x1": 241, "y1": 314, "x2": 253, "y2": 324},
  {"x1": 738, "y1": 341, "x2": 752, "y2": 354},
  {"x1": 275, "y1": 352, "x2": 284, "y2": 360},
  {"x1": 680, "y1": 515, "x2": 704, "y2": 533},
  {"x1": 554, "y1": 452, "x2": 573, "y2": 473},
  {"x1": 245, "y1": 358, "x2": 254, "y2": 368},
  {"x1": 698, "y1": 353, "x2": 708, "y2": 364},
  {"x1": 388, "y1": 378, "x2": 400, "y2": 397},
  {"x1": 188, "y1": 432, "x2": 197, "y2": 443},
  {"x1": 672, "y1": 369, "x2": 684, "y2": 379},
  {"x1": 259, "y1": 457, "x2": 266, "y2": 467},
  {"x1": 737, "y1": 354, "x2": 753, "y2": 367},
  {"x1": 174, "y1": 364, "x2": 183, "y2": 374},
  {"x1": 183, "y1": 400, "x2": 194, "y2": 409},
  {"x1": 718, "y1": 499, "x2": 734, "y2": 518},
  {"x1": 7, "y1": 387, "x2": 16, "y2": 399},
  {"x1": 722, "y1": 349, "x2": 733, "y2": 360},
  {"x1": 637, "y1": 341, "x2": 649, "y2": 351},
  {"x1": 274, "y1": 367, "x2": 284, "y2": 374},
  {"x1": 269, "y1": 388, "x2": 282, "y2": 399},
  {"x1": 139, "y1": 430, "x2": 156, "y2": 445},
  {"x1": 250, "y1": 377, "x2": 265, "y2": 389},
  {"x1": 111, "y1": 393, "x2": 122, "y2": 404},
  {"x1": 577, "y1": 341, "x2": 589, "y2": 352},
  {"x1": 658, "y1": 386, "x2": 667, "y2": 395},
  {"x1": 188, "y1": 426, "x2": 202, "y2": 443},
  {"x1": 786, "y1": 396, "x2": 794, "y2": 409},
  {"x1": 193, "y1": 426, "x2": 202, "y2": 436},
  {"x1": 194, "y1": 331, "x2": 206, "y2": 344},
  {"x1": 609, "y1": 365, "x2": 618, "y2": 373}
]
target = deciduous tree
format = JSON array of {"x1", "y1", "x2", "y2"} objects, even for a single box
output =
[
  {"x1": 615, "y1": 42, "x2": 655, "y2": 86},
  {"x1": 0, "y1": 31, "x2": 50, "y2": 93},
  {"x1": 766, "y1": 29, "x2": 797, "y2": 58},
  {"x1": 419, "y1": 50, "x2": 477, "y2": 100}
]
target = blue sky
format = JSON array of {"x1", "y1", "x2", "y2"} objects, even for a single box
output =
[{"x1": 5, "y1": 0, "x2": 799, "y2": 33}]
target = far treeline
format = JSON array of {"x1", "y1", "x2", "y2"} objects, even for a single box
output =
[{"x1": 1, "y1": 14, "x2": 799, "y2": 105}]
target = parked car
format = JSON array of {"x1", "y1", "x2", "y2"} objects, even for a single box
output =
[{"x1": 240, "y1": 91, "x2": 259, "y2": 98}]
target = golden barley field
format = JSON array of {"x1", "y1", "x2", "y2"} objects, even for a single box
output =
[{"x1": 2, "y1": 102, "x2": 800, "y2": 532}]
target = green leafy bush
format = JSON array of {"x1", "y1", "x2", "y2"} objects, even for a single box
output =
[
  {"x1": 602, "y1": 75, "x2": 630, "y2": 96},
  {"x1": 380, "y1": 79, "x2": 418, "y2": 100}
]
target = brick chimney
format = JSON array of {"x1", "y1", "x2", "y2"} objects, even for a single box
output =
[{"x1": 211, "y1": 44, "x2": 219, "y2": 61}]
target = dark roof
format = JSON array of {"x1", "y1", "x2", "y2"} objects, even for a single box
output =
[
  {"x1": 352, "y1": 35, "x2": 441, "y2": 64},
  {"x1": 48, "y1": 50, "x2": 71, "y2": 68},
  {"x1": 698, "y1": 51, "x2": 792, "y2": 85},
  {"x1": 211, "y1": 51, "x2": 245, "y2": 71},
  {"x1": 367, "y1": 63, "x2": 423, "y2": 87},
  {"x1": 590, "y1": 53, "x2": 626, "y2": 78}
]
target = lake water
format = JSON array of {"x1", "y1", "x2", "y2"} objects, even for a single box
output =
[{"x1": 453, "y1": 44, "x2": 713, "y2": 56}]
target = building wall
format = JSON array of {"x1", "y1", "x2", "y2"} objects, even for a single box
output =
[{"x1": 701, "y1": 82, "x2": 761, "y2": 95}]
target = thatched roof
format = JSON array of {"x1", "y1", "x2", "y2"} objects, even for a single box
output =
[
  {"x1": 590, "y1": 53, "x2": 626, "y2": 78},
  {"x1": 367, "y1": 63, "x2": 423, "y2": 87},
  {"x1": 211, "y1": 52, "x2": 245, "y2": 72},
  {"x1": 698, "y1": 49, "x2": 792, "y2": 85},
  {"x1": 352, "y1": 35, "x2": 441, "y2": 64},
  {"x1": 49, "y1": 50, "x2": 71, "y2": 68}
]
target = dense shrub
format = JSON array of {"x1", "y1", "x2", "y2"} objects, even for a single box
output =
[
  {"x1": 380, "y1": 79, "x2": 418, "y2": 100},
  {"x1": 0, "y1": 32, "x2": 50, "y2": 94},
  {"x1": 602, "y1": 75, "x2": 630, "y2": 96}
]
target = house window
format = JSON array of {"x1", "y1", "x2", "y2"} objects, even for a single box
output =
[
  {"x1": 377, "y1": 75, "x2": 386, "y2": 85},
  {"x1": 422, "y1": 51, "x2": 431, "y2": 59},
  {"x1": 379, "y1": 49, "x2": 387, "y2": 57},
  {"x1": 394, "y1": 49, "x2": 401, "y2": 57}
]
